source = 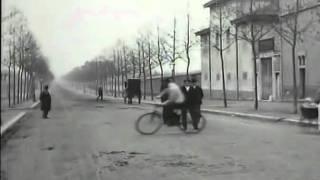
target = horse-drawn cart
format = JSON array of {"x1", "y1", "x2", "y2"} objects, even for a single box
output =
[{"x1": 124, "y1": 79, "x2": 141, "y2": 104}]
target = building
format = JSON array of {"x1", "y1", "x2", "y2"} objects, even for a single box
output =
[{"x1": 197, "y1": 0, "x2": 320, "y2": 101}]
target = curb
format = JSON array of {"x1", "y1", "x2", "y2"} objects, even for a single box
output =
[
  {"x1": 0, "y1": 101, "x2": 40, "y2": 136},
  {"x1": 1, "y1": 112, "x2": 26, "y2": 136},
  {"x1": 105, "y1": 96, "x2": 319, "y2": 127}
]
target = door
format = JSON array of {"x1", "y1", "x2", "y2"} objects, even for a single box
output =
[
  {"x1": 261, "y1": 58, "x2": 272, "y2": 100},
  {"x1": 299, "y1": 68, "x2": 306, "y2": 98}
]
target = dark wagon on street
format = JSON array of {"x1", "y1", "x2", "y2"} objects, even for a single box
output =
[{"x1": 124, "y1": 79, "x2": 141, "y2": 104}]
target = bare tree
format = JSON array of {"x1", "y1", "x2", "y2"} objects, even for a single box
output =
[
  {"x1": 211, "y1": 3, "x2": 235, "y2": 108},
  {"x1": 273, "y1": 0, "x2": 316, "y2": 113},
  {"x1": 161, "y1": 18, "x2": 182, "y2": 80},
  {"x1": 157, "y1": 26, "x2": 164, "y2": 82},
  {"x1": 233, "y1": 0, "x2": 275, "y2": 110},
  {"x1": 147, "y1": 40, "x2": 154, "y2": 100}
]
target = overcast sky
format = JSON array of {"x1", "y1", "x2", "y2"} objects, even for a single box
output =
[{"x1": 3, "y1": 0, "x2": 209, "y2": 77}]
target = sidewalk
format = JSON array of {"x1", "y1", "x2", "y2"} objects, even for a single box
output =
[{"x1": 1, "y1": 99, "x2": 40, "y2": 136}]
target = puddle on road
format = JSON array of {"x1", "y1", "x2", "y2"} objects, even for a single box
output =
[{"x1": 92, "y1": 150, "x2": 248, "y2": 176}]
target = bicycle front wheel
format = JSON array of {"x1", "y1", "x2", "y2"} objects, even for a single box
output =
[{"x1": 135, "y1": 112, "x2": 163, "y2": 135}]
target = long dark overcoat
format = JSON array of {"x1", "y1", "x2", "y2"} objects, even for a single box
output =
[{"x1": 40, "y1": 91, "x2": 51, "y2": 111}]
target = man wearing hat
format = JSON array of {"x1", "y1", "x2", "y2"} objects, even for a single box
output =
[
  {"x1": 40, "y1": 85, "x2": 51, "y2": 119},
  {"x1": 188, "y1": 77, "x2": 204, "y2": 130}
]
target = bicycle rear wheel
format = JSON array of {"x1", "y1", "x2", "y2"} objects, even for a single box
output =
[{"x1": 135, "y1": 112, "x2": 163, "y2": 135}]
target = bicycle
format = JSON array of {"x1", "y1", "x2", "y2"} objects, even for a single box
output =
[{"x1": 135, "y1": 104, "x2": 207, "y2": 135}]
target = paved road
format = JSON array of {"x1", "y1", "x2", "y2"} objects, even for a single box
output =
[{"x1": 1, "y1": 83, "x2": 319, "y2": 180}]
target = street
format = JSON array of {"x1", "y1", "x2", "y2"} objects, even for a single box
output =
[{"x1": 1, "y1": 83, "x2": 320, "y2": 180}]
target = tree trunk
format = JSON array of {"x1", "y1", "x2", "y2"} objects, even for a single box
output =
[
  {"x1": 219, "y1": 6, "x2": 227, "y2": 108},
  {"x1": 208, "y1": 31, "x2": 212, "y2": 98},
  {"x1": 20, "y1": 66, "x2": 24, "y2": 102},
  {"x1": 172, "y1": 18, "x2": 176, "y2": 80},
  {"x1": 186, "y1": 14, "x2": 191, "y2": 80},
  {"x1": 123, "y1": 48, "x2": 128, "y2": 81},
  {"x1": 292, "y1": 45, "x2": 298, "y2": 113},
  {"x1": 291, "y1": 0, "x2": 299, "y2": 114},
  {"x1": 157, "y1": 27, "x2": 164, "y2": 82},
  {"x1": 132, "y1": 52, "x2": 136, "y2": 78},
  {"x1": 13, "y1": 57, "x2": 16, "y2": 105},
  {"x1": 235, "y1": 25, "x2": 240, "y2": 100},
  {"x1": 8, "y1": 64, "x2": 11, "y2": 107},
  {"x1": 117, "y1": 52, "x2": 120, "y2": 97},
  {"x1": 142, "y1": 45, "x2": 146, "y2": 100},
  {"x1": 17, "y1": 66, "x2": 21, "y2": 104},
  {"x1": 24, "y1": 69, "x2": 27, "y2": 100},
  {"x1": 138, "y1": 44, "x2": 142, "y2": 78},
  {"x1": 120, "y1": 56, "x2": 124, "y2": 94},
  {"x1": 249, "y1": 0, "x2": 258, "y2": 110},
  {"x1": 148, "y1": 42, "x2": 154, "y2": 100},
  {"x1": 220, "y1": 49, "x2": 227, "y2": 108}
]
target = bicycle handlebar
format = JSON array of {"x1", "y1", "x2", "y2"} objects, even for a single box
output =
[{"x1": 153, "y1": 103, "x2": 163, "y2": 107}]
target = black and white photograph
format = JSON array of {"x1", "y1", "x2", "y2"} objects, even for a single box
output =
[{"x1": 1, "y1": 0, "x2": 320, "y2": 179}]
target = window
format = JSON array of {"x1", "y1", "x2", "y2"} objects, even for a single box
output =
[
  {"x1": 242, "y1": 72, "x2": 248, "y2": 80},
  {"x1": 227, "y1": 73, "x2": 231, "y2": 80},
  {"x1": 298, "y1": 55, "x2": 306, "y2": 66},
  {"x1": 258, "y1": 38, "x2": 274, "y2": 52},
  {"x1": 216, "y1": 73, "x2": 220, "y2": 80}
]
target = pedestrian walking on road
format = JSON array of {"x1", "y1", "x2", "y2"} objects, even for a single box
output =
[
  {"x1": 97, "y1": 87, "x2": 103, "y2": 101},
  {"x1": 40, "y1": 85, "x2": 51, "y2": 119}
]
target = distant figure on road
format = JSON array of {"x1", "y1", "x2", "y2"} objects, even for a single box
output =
[
  {"x1": 97, "y1": 87, "x2": 103, "y2": 101},
  {"x1": 40, "y1": 85, "x2": 51, "y2": 119},
  {"x1": 124, "y1": 81, "x2": 128, "y2": 103}
]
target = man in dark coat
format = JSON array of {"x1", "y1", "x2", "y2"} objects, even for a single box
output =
[
  {"x1": 189, "y1": 78, "x2": 204, "y2": 129},
  {"x1": 181, "y1": 78, "x2": 204, "y2": 130},
  {"x1": 40, "y1": 85, "x2": 51, "y2": 119},
  {"x1": 180, "y1": 79, "x2": 192, "y2": 130}
]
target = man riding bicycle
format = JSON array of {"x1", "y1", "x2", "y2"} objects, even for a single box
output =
[{"x1": 156, "y1": 81, "x2": 186, "y2": 127}]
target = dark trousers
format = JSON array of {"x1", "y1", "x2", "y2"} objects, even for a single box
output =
[
  {"x1": 182, "y1": 104, "x2": 201, "y2": 129},
  {"x1": 97, "y1": 94, "x2": 103, "y2": 101},
  {"x1": 190, "y1": 105, "x2": 201, "y2": 129},
  {"x1": 42, "y1": 110, "x2": 49, "y2": 118},
  {"x1": 165, "y1": 103, "x2": 184, "y2": 126}
]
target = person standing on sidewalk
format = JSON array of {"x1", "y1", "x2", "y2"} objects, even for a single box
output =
[{"x1": 40, "y1": 85, "x2": 51, "y2": 119}]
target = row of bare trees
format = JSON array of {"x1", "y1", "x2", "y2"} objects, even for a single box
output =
[
  {"x1": 1, "y1": 8, "x2": 54, "y2": 108},
  {"x1": 65, "y1": 14, "x2": 198, "y2": 100}
]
